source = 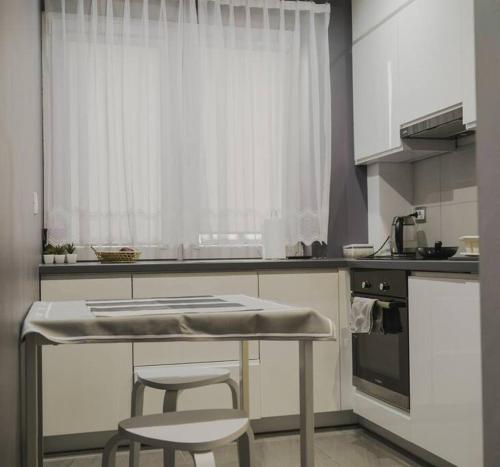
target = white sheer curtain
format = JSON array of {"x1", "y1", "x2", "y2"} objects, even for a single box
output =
[{"x1": 43, "y1": 0, "x2": 331, "y2": 249}]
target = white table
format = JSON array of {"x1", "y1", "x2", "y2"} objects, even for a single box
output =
[{"x1": 21, "y1": 294, "x2": 334, "y2": 467}]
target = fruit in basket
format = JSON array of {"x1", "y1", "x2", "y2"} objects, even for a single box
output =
[{"x1": 120, "y1": 247, "x2": 135, "y2": 252}]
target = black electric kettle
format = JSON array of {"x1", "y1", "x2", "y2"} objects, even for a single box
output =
[{"x1": 391, "y1": 213, "x2": 418, "y2": 257}]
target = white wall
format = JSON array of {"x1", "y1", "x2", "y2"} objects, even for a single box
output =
[
  {"x1": 367, "y1": 141, "x2": 477, "y2": 251},
  {"x1": 413, "y1": 142, "x2": 478, "y2": 247},
  {"x1": 0, "y1": 0, "x2": 43, "y2": 465},
  {"x1": 367, "y1": 162, "x2": 413, "y2": 251}
]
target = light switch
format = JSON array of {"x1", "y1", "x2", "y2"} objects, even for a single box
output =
[{"x1": 33, "y1": 192, "x2": 39, "y2": 215}]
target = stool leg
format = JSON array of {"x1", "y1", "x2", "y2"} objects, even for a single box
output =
[
  {"x1": 102, "y1": 434, "x2": 123, "y2": 467},
  {"x1": 129, "y1": 381, "x2": 145, "y2": 467},
  {"x1": 163, "y1": 390, "x2": 179, "y2": 467},
  {"x1": 191, "y1": 452, "x2": 216, "y2": 467},
  {"x1": 163, "y1": 389, "x2": 179, "y2": 412},
  {"x1": 237, "y1": 427, "x2": 254, "y2": 467},
  {"x1": 225, "y1": 378, "x2": 239, "y2": 409}
]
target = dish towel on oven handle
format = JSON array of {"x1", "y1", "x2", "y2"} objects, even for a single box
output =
[
  {"x1": 372, "y1": 300, "x2": 404, "y2": 335},
  {"x1": 349, "y1": 296, "x2": 377, "y2": 333}
]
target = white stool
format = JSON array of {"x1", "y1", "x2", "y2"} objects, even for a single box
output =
[
  {"x1": 103, "y1": 409, "x2": 254, "y2": 467},
  {"x1": 130, "y1": 366, "x2": 240, "y2": 466}
]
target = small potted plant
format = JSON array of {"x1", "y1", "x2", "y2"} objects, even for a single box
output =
[
  {"x1": 43, "y1": 244, "x2": 55, "y2": 264},
  {"x1": 53, "y1": 244, "x2": 67, "y2": 264},
  {"x1": 65, "y1": 243, "x2": 78, "y2": 264}
]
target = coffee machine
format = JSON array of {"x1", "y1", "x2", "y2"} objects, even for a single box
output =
[{"x1": 391, "y1": 213, "x2": 418, "y2": 258}]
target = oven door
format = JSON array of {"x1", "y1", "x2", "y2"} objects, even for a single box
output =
[{"x1": 352, "y1": 294, "x2": 410, "y2": 411}]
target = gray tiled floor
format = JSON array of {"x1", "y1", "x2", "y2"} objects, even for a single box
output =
[{"x1": 44, "y1": 428, "x2": 425, "y2": 467}]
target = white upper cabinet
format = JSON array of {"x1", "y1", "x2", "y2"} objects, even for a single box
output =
[
  {"x1": 352, "y1": 0, "x2": 477, "y2": 163},
  {"x1": 353, "y1": 14, "x2": 402, "y2": 162},
  {"x1": 461, "y1": 0, "x2": 477, "y2": 128},
  {"x1": 398, "y1": 0, "x2": 462, "y2": 124},
  {"x1": 352, "y1": 0, "x2": 409, "y2": 41}
]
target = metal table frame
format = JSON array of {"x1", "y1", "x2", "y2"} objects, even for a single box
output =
[{"x1": 23, "y1": 337, "x2": 315, "y2": 467}]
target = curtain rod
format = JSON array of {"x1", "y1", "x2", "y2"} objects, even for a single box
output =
[{"x1": 41, "y1": 0, "x2": 331, "y2": 10}]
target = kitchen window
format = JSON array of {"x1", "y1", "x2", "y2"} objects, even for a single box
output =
[{"x1": 42, "y1": 0, "x2": 332, "y2": 257}]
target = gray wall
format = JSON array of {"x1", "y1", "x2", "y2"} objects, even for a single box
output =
[
  {"x1": 328, "y1": 0, "x2": 368, "y2": 257},
  {"x1": 0, "y1": 0, "x2": 43, "y2": 465},
  {"x1": 475, "y1": 2, "x2": 500, "y2": 466}
]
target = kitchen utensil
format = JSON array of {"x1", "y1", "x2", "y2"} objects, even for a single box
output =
[
  {"x1": 391, "y1": 213, "x2": 418, "y2": 257},
  {"x1": 417, "y1": 241, "x2": 458, "y2": 259}
]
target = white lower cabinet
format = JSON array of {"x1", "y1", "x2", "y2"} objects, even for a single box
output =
[
  {"x1": 258, "y1": 270, "x2": 340, "y2": 417},
  {"x1": 352, "y1": 273, "x2": 482, "y2": 467},
  {"x1": 353, "y1": 390, "x2": 412, "y2": 441},
  {"x1": 40, "y1": 275, "x2": 133, "y2": 436},
  {"x1": 41, "y1": 268, "x2": 342, "y2": 440},
  {"x1": 409, "y1": 274, "x2": 482, "y2": 467}
]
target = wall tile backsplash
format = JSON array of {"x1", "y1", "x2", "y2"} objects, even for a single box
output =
[{"x1": 412, "y1": 142, "x2": 478, "y2": 247}]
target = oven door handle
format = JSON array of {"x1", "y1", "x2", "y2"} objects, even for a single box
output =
[
  {"x1": 376, "y1": 300, "x2": 406, "y2": 309},
  {"x1": 350, "y1": 294, "x2": 406, "y2": 309}
]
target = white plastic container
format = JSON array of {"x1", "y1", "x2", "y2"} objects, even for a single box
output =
[
  {"x1": 343, "y1": 244, "x2": 374, "y2": 259},
  {"x1": 459, "y1": 236, "x2": 480, "y2": 256},
  {"x1": 262, "y1": 214, "x2": 286, "y2": 259}
]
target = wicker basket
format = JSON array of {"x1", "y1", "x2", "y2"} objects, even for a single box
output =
[{"x1": 91, "y1": 246, "x2": 141, "y2": 263}]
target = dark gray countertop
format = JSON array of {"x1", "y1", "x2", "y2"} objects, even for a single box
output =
[{"x1": 39, "y1": 257, "x2": 479, "y2": 275}]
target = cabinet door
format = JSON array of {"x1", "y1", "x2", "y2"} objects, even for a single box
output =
[
  {"x1": 258, "y1": 271, "x2": 340, "y2": 417},
  {"x1": 408, "y1": 275, "x2": 482, "y2": 466},
  {"x1": 132, "y1": 273, "x2": 259, "y2": 365},
  {"x1": 398, "y1": 0, "x2": 462, "y2": 124},
  {"x1": 353, "y1": 15, "x2": 401, "y2": 163},
  {"x1": 352, "y1": 0, "x2": 408, "y2": 41},
  {"x1": 40, "y1": 275, "x2": 133, "y2": 436},
  {"x1": 461, "y1": 0, "x2": 476, "y2": 128}
]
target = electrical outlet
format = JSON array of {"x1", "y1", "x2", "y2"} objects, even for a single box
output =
[{"x1": 415, "y1": 207, "x2": 426, "y2": 223}]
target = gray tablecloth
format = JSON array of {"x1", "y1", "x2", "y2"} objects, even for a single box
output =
[{"x1": 21, "y1": 295, "x2": 334, "y2": 344}]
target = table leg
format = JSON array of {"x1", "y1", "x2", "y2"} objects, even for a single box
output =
[
  {"x1": 239, "y1": 341, "x2": 250, "y2": 414},
  {"x1": 299, "y1": 340, "x2": 314, "y2": 467},
  {"x1": 24, "y1": 335, "x2": 43, "y2": 467}
]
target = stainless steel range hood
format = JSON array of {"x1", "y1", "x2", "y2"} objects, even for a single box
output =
[{"x1": 400, "y1": 106, "x2": 475, "y2": 140}]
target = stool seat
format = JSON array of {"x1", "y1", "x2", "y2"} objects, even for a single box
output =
[
  {"x1": 136, "y1": 366, "x2": 232, "y2": 390},
  {"x1": 119, "y1": 409, "x2": 250, "y2": 452}
]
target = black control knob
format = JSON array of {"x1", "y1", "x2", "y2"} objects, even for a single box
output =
[
  {"x1": 379, "y1": 281, "x2": 390, "y2": 292},
  {"x1": 361, "y1": 281, "x2": 371, "y2": 289}
]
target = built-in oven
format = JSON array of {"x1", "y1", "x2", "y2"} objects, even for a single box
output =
[{"x1": 351, "y1": 269, "x2": 410, "y2": 411}]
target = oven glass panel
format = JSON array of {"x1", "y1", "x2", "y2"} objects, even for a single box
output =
[
  {"x1": 352, "y1": 301, "x2": 409, "y2": 397},
  {"x1": 358, "y1": 333, "x2": 400, "y2": 380}
]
